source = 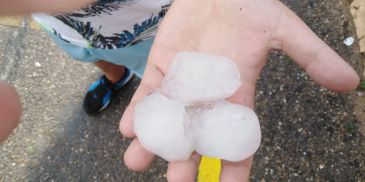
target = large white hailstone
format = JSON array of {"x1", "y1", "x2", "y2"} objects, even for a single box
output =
[
  {"x1": 162, "y1": 51, "x2": 241, "y2": 105},
  {"x1": 134, "y1": 91, "x2": 194, "y2": 161},
  {"x1": 192, "y1": 101, "x2": 261, "y2": 162}
]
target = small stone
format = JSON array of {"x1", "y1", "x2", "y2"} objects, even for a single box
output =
[
  {"x1": 35, "y1": 62, "x2": 42, "y2": 67},
  {"x1": 356, "y1": 91, "x2": 364, "y2": 97},
  {"x1": 343, "y1": 36, "x2": 355, "y2": 46}
]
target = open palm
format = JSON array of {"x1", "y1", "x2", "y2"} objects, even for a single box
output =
[{"x1": 120, "y1": 0, "x2": 359, "y2": 181}]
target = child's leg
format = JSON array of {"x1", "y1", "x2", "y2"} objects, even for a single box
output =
[
  {"x1": 94, "y1": 61, "x2": 125, "y2": 83},
  {"x1": 42, "y1": 29, "x2": 150, "y2": 114}
]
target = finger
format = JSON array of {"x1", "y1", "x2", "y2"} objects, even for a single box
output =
[
  {"x1": 2, "y1": 0, "x2": 93, "y2": 15},
  {"x1": 0, "y1": 81, "x2": 21, "y2": 143},
  {"x1": 220, "y1": 157, "x2": 253, "y2": 182},
  {"x1": 166, "y1": 153, "x2": 201, "y2": 182},
  {"x1": 119, "y1": 64, "x2": 164, "y2": 138},
  {"x1": 119, "y1": 102, "x2": 137, "y2": 138},
  {"x1": 274, "y1": 2, "x2": 359, "y2": 92},
  {"x1": 124, "y1": 138, "x2": 155, "y2": 171}
]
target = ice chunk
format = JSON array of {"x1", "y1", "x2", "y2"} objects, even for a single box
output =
[
  {"x1": 192, "y1": 101, "x2": 261, "y2": 162},
  {"x1": 134, "y1": 52, "x2": 261, "y2": 162},
  {"x1": 134, "y1": 91, "x2": 194, "y2": 161},
  {"x1": 162, "y1": 51, "x2": 241, "y2": 105}
]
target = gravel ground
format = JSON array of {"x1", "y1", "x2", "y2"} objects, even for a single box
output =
[
  {"x1": 0, "y1": 0, "x2": 364, "y2": 181},
  {"x1": 251, "y1": 0, "x2": 364, "y2": 181}
]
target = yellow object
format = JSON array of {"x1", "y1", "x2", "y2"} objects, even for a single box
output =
[{"x1": 198, "y1": 156, "x2": 221, "y2": 182}]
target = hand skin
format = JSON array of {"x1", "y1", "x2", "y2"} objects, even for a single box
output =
[
  {"x1": 120, "y1": 0, "x2": 360, "y2": 181},
  {"x1": 0, "y1": 81, "x2": 21, "y2": 143},
  {"x1": 0, "y1": 0, "x2": 94, "y2": 15}
]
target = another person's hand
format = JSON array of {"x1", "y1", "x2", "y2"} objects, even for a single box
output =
[
  {"x1": 0, "y1": 81, "x2": 21, "y2": 143},
  {"x1": 0, "y1": 0, "x2": 93, "y2": 15},
  {"x1": 0, "y1": 0, "x2": 94, "y2": 142},
  {"x1": 120, "y1": 0, "x2": 359, "y2": 181}
]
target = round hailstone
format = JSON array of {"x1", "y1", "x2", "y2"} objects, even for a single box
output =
[
  {"x1": 192, "y1": 101, "x2": 261, "y2": 162},
  {"x1": 162, "y1": 51, "x2": 241, "y2": 105},
  {"x1": 134, "y1": 91, "x2": 194, "y2": 161}
]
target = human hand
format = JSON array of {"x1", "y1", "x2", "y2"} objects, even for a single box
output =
[
  {"x1": 120, "y1": 0, "x2": 359, "y2": 181},
  {"x1": 0, "y1": 0, "x2": 93, "y2": 15},
  {"x1": 0, "y1": 81, "x2": 21, "y2": 143}
]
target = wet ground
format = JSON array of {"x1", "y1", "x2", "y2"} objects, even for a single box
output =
[{"x1": 0, "y1": 0, "x2": 364, "y2": 181}]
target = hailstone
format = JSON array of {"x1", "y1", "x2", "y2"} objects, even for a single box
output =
[
  {"x1": 134, "y1": 91, "x2": 194, "y2": 161},
  {"x1": 192, "y1": 101, "x2": 261, "y2": 161},
  {"x1": 133, "y1": 51, "x2": 261, "y2": 162},
  {"x1": 162, "y1": 51, "x2": 241, "y2": 105}
]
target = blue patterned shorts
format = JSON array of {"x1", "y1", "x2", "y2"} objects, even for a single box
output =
[{"x1": 47, "y1": 31, "x2": 153, "y2": 78}]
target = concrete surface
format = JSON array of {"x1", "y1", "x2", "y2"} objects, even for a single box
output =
[{"x1": 0, "y1": 0, "x2": 364, "y2": 181}]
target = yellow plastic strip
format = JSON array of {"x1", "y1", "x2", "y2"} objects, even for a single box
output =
[{"x1": 198, "y1": 156, "x2": 221, "y2": 182}]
